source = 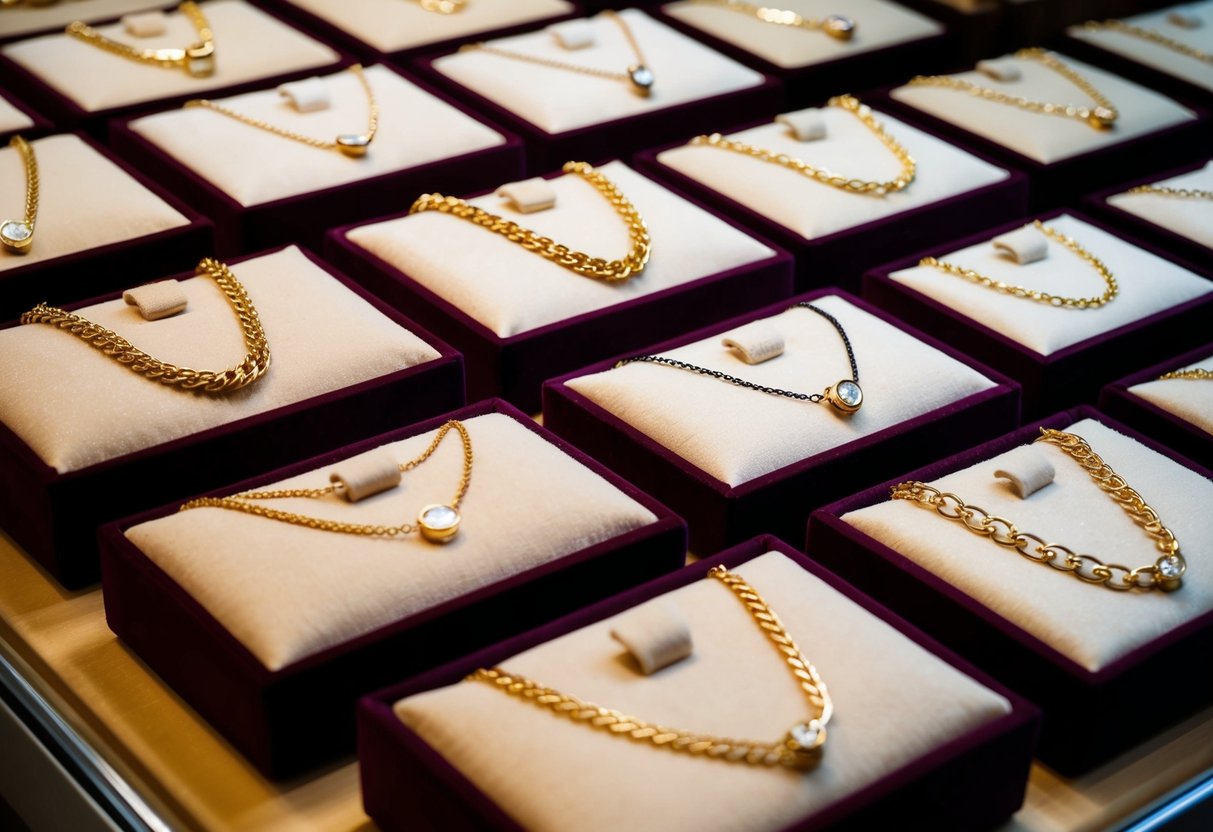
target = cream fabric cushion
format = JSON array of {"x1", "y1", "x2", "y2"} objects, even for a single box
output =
[
  {"x1": 1106, "y1": 161, "x2": 1213, "y2": 250},
  {"x1": 843, "y1": 418, "x2": 1213, "y2": 673},
  {"x1": 124, "y1": 412, "x2": 659, "y2": 671},
  {"x1": 1067, "y1": 3, "x2": 1213, "y2": 94},
  {"x1": 394, "y1": 549, "x2": 1012, "y2": 832},
  {"x1": 343, "y1": 160, "x2": 776, "y2": 338},
  {"x1": 0, "y1": 0, "x2": 170, "y2": 40},
  {"x1": 1128, "y1": 349, "x2": 1213, "y2": 437},
  {"x1": 888, "y1": 214, "x2": 1213, "y2": 357},
  {"x1": 0, "y1": 94, "x2": 34, "y2": 134},
  {"x1": 566, "y1": 294, "x2": 998, "y2": 487},
  {"x1": 0, "y1": 246, "x2": 440, "y2": 473}
]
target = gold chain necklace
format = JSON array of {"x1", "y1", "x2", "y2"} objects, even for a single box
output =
[
  {"x1": 20, "y1": 258, "x2": 271, "y2": 394},
  {"x1": 185, "y1": 64, "x2": 379, "y2": 158},
  {"x1": 1084, "y1": 19, "x2": 1213, "y2": 66},
  {"x1": 1127, "y1": 183, "x2": 1213, "y2": 200},
  {"x1": 918, "y1": 219, "x2": 1118, "y2": 309},
  {"x1": 470, "y1": 565, "x2": 832, "y2": 768},
  {"x1": 181, "y1": 420, "x2": 473, "y2": 543},
  {"x1": 891, "y1": 429, "x2": 1186, "y2": 592},
  {"x1": 1, "y1": 135, "x2": 37, "y2": 255},
  {"x1": 1159, "y1": 367, "x2": 1213, "y2": 380},
  {"x1": 908, "y1": 48, "x2": 1119, "y2": 130},
  {"x1": 66, "y1": 1, "x2": 216, "y2": 78},
  {"x1": 687, "y1": 0, "x2": 855, "y2": 40},
  {"x1": 689, "y1": 95, "x2": 915, "y2": 196},
  {"x1": 461, "y1": 10, "x2": 655, "y2": 97},
  {"x1": 409, "y1": 161, "x2": 651, "y2": 283}
]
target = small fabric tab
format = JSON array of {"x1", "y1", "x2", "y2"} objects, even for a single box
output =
[
  {"x1": 992, "y1": 224, "x2": 1048, "y2": 265},
  {"x1": 278, "y1": 77, "x2": 331, "y2": 113},
  {"x1": 330, "y1": 453, "x2": 402, "y2": 502},
  {"x1": 497, "y1": 177, "x2": 557, "y2": 214},
  {"x1": 1167, "y1": 7, "x2": 1203, "y2": 28},
  {"x1": 994, "y1": 445, "x2": 1056, "y2": 499},
  {"x1": 721, "y1": 321, "x2": 784, "y2": 365},
  {"x1": 775, "y1": 107, "x2": 827, "y2": 141},
  {"x1": 976, "y1": 59, "x2": 1022, "y2": 82},
  {"x1": 123, "y1": 11, "x2": 168, "y2": 38},
  {"x1": 548, "y1": 19, "x2": 596, "y2": 49},
  {"x1": 610, "y1": 600, "x2": 693, "y2": 675},
  {"x1": 123, "y1": 280, "x2": 188, "y2": 321}
]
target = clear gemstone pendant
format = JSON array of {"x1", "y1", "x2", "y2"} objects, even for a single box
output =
[
  {"x1": 824, "y1": 379, "x2": 863, "y2": 413},
  {"x1": 784, "y1": 719, "x2": 827, "y2": 765},
  {"x1": 418, "y1": 504, "x2": 461, "y2": 543},
  {"x1": 1156, "y1": 553, "x2": 1185, "y2": 591},
  {"x1": 627, "y1": 64, "x2": 654, "y2": 97},
  {"x1": 1087, "y1": 106, "x2": 1116, "y2": 130},
  {"x1": 822, "y1": 15, "x2": 856, "y2": 41},
  {"x1": 0, "y1": 219, "x2": 33, "y2": 254},
  {"x1": 336, "y1": 134, "x2": 372, "y2": 157}
]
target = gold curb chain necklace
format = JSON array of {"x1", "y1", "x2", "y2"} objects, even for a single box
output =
[
  {"x1": 1158, "y1": 367, "x2": 1213, "y2": 380},
  {"x1": 1127, "y1": 183, "x2": 1213, "y2": 200},
  {"x1": 66, "y1": 1, "x2": 216, "y2": 78},
  {"x1": 1084, "y1": 19, "x2": 1213, "y2": 67},
  {"x1": 687, "y1": 0, "x2": 855, "y2": 40},
  {"x1": 1, "y1": 135, "x2": 37, "y2": 255}
]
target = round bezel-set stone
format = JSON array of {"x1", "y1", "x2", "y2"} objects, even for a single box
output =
[
  {"x1": 0, "y1": 219, "x2": 33, "y2": 254},
  {"x1": 418, "y1": 503, "x2": 461, "y2": 543},
  {"x1": 1088, "y1": 106, "x2": 1116, "y2": 130},
  {"x1": 627, "y1": 64, "x2": 655, "y2": 97},
  {"x1": 1156, "y1": 554, "x2": 1185, "y2": 590},
  {"x1": 826, "y1": 379, "x2": 863, "y2": 413},
  {"x1": 336, "y1": 133, "x2": 372, "y2": 157},
  {"x1": 787, "y1": 720, "x2": 827, "y2": 755},
  {"x1": 822, "y1": 14, "x2": 856, "y2": 41}
]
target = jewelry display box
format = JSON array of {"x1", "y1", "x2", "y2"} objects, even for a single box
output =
[
  {"x1": 807, "y1": 407, "x2": 1213, "y2": 775},
  {"x1": 358, "y1": 535, "x2": 1040, "y2": 832},
  {"x1": 543, "y1": 288, "x2": 1021, "y2": 555},
  {"x1": 108, "y1": 63, "x2": 525, "y2": 255},
  {"x1": 324, "y1": 159, "x2": 794, "y2": 412},
  {"x1": 863, "y1": 210, "x2": 1213, "y2": 420},
  {"x1": 0, "y1": 132, "x2": 212, "y2": 321},
  {"x1": 633, "y1": 101, "x2": 1029, "y2": 291},
  {"x1": 0, "y1": 0, "x2": 347, "y2": 131},
  {"x1": 0, "y1": 245, "x2": 463, "y2": 588},
  {"x1": 0, "y1": 0, "x2": 176, "y2": 46},
  {"x1": 654, "y1": 0, "x2": 948, "y2": 107},
  {"x1": 0, "y1": 86, "x2": 51, "y2": 142},
  {"x1": 98, "y1": 398, "x2": 687, "y2": 778},
  {"x1": 411, "y1": 8, "x2": 784, "y2": 173}
]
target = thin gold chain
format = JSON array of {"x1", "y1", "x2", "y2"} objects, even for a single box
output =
[
  {"x1": 1127, "y1": 184, "x2": 1213, "y2": 200},
  {"x1": 689, "y1": 95, "x2": 915, "y2": 196},
  {"x1": 1084, "y1": 19, "x2": 1213, "y2": 66},
  {"x1": 184, "y1": 64, "x2": 379, "y2": 156},
  {"x1": 66, "y1": 1, "x2": 216, "y2": 77},
  {"x1": 409, "y1": 161, "x2": 651, "y2": 283},
  {"x1": 1159, "y1": 367, "x2": 1213, "y2": 380},
  {"x1": 908, "y1": 48, "x2": 1119, "y2": 130},
  {"x1": 1, "y1": 135, "x2": 38, "y2": 254},
  {"x1": 469, "y1": 565, "x2": 831, "y2": 769},
  {"x1": 20, "y1": 258, "x2": 272, "y2": 394},
  {"x1": 891, "y1": 428, "x2": 1186, "y2": 592},
  {"x1": 918, "y1": 219, "x2": 1118, "y2": 309},
  {"x1": 687, "y1": 0, "x2": 855, "y2": 40}
]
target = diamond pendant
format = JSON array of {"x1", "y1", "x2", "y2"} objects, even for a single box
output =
[
  {"x1": 1156, "y1": 553, "x2": 1185, "y2": 591},
  {"x1": 784, "y1": 719, "x2": 827, "y2": 765},
  {"x1": 336, "y1": 134, "x2": 372, "y2": 157},
  {"x1": 184, "y1": 42, "x2": 216, "y2": 78},
  {"x1": 627, "y1": 64, "x2": 655, "y2": 97},
  {"x1": 418, "y1": 504, "x2": 461, "y2": 543},
  {"x1": 0, "y1": 219, "x2": 33, "y2": 254},
  {"x1": 822, "y1": 15, "x2": 856, "y2": 41},
  {"x1": 1087, "y1": 106, "x2": 1116, "y2": 130},
  {"x1": 824, "y1": 380, "x2": 863, "y2": 413}
]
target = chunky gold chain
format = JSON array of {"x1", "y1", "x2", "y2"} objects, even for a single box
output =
[
  {"x1": 1127, "y1": 184, "x2": 1213, "y2": 200},
  {"x1": 908, "y1": 48, "x2": 1119, "y2": 130},
  {"x1": 1, "y1": 135, "x2": 38, "y2": 255},
  {"x1": 409, "y1": 161, "x2": 651, "y2": 283},
  {"x1": 1159, "y1": 367, "x2": 1213, "y2": 380},
  {"x1": 469, "y1": 565, "x2": 831, "y2": 769},
  {"x1": 1084, "y1": 19, "x2": 1213, "y2": 66},
  {"x1": 66, "y1": 1, "x2": 216, "y2": 77},
  {"x1": 687, "y1": 0, "x2": 855, "y2": 40},
  {"x1": 918, "y1": 219, "x2": 1118, "y2": 309},
  {"x1": 185, "y1": 64, "x2": 379, "y2": 157},
  {"x1": 891, "y1": 428, "x2": 1186, "y2": 592},
  {"x1": 20, "y1": 258, "x2": 272, "y2": 394},
  {"x1": 689, "y1": 95, "x2": 915, "y2": 196}
]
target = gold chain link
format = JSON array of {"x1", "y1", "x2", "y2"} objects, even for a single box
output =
[
  {"x1": 1127, "y1": 184, "x2": 1213, "y2": 200},
  {"x1": 409, "y1": 161, "x2": 651, "y2": 283},
  {"x1": 1, "y1": 135, "x2": 38, "y2": 254},
  {"x1": 20, "y1": 258, "x2": 272, "y2": 394},
  {"x1": 890, "y1": 429, "x2": 1186, "y2": 592},
  {"x1": 1159, "y1": 367, "x2": 1213, "y2": 380},
  {"x1": 1084, "y1": 19, "x2": 1213, "y2": 66},
  {"x1": 66, "y1": 1, "x2": 216, "y2": 77},
  {"x1": 470, "y1": 565, "x2": 831, "y2": 768},
  {"x1": 686, "y1": 0, "x2": 856, "y2": 39}
]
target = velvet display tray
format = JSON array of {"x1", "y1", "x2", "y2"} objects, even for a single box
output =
[
  {"x1": 0, "y1": 246, "x2": 464, "y2": 589},
  {"x1": 98, "y1": 397, "x2": 687, "y2": 779},
  {"x1": 358, "y1": 535, "x2": 1040, "y2": 832},
  {"x1": 0, "y1": 132, "x2": 212, "y2": 322},
  {"x1": 0, "y1": 87, "x2": 53, "y2": 143},
  {"x1": 542, "y1": 288, "x2": 1021, "y2": 555},
  {"x1": 806, "y1": 406, "x2": 1213, "y2": 775},
  {"x1": 108, "y1": 71, "x2": 526, "y2": 257},
  {"x1": 862, "y1": 210, "x2": 1213, "y2": 420},
  {"x1": 323, "y1": 172, "x2": 795, "y2": 413},
  {"x1": 631, "y1": 125, "x2": 1029, "y2": 293}
]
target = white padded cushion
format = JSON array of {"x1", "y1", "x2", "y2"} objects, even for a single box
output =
[
  {"x1": 0, "y1": 93, "x2": 35, "y2": 134},
  {"x1": 889, "y1": 51, "x2": 1197, "y2": 164},
  {"x1": 843, "y1": 418, "x2": 1213, "y2": 673},
  {"x1": 431, "y1": 8, "x2": 765, "y2": 134},
  {"x1": 127, "y1": 64, "x2": 507, "y2": 208},
  {"x1": 0, "y1": 246, "x2": 441, "y2": 473},
  {"x1": 1067, "y1": 3, "x2": 1213, "y2": 94},
  {"x1": 655, "y1": 105, "x2": 1010, "y2": 241},
  {"x1": 0, "y1": 133, "x2": 189, "y2": 274},
  {"x1": 1128, "y1": 349, "x2": 1213, "y2": 437},
  {"x1": 0, "y1": 0, "x2": 171, "y2": 41},
  {"x1": 887, "y1": 214, "x2": 1213, "y2": 357},
  {"x1": 394, "y1": 549, "x2": 1012, "y2": 832},
  {"x1": 566, "y1": 294, "x2": 998, "y2": 487},
  {"x1": 343, "y1": 160, "x2": 776, "y2": 338},
  {"x1": 662, "y1": 0, "x2": 943, "y2": 70},
  {"x1": 1106, "y1": 161, "x2": 1213, "y2": 250},
  {"x1": 1, "y1": 1, "x2": 340, "y2": 113},
  {"x1": 284, "y1": 0, "x2": 575, "y2": 54},
  {"x1": 124, "y1": 412, "x2": 658, "y2": 671}
]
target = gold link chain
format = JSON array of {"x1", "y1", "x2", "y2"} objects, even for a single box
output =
[
  {"x1": 1159, "y1": 367, "x2": 1213, "y2": 380},
  {"x1": 1127, "y1": 184, "x2": 1213, "y2": 200},
  {"x1": 686, "y1": 0, "x2": 856, "y2": 40},
  {"x1": 66, "y1": 1, "x2": 216, "y2": 77},
  {"x1": 1, "y1": 135, "x2": 38, "y2": 254},
  {"x1": 1084, "y1": 19, "x2": 1213, "y2": 66}
]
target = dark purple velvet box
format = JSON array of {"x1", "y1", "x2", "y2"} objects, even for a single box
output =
[
  {"x1": 358, "y1": 535, "x2": 1040, "y2": 832},
  {"x1": 0, "y1": 246, "x2": 464, "y2": 589},
  {"x1": 323, "y1": 161, "x2": 796, "y2": 412},
  {"x1": 1058, "y1": 29, "x2": 1213, "y2": 112},
  {"x1": 1099, "y1": 342, "x2": 1213, "y2": 468},
  {"x1": 862, "y1": 209, "x2": 1213, "y2": 421},
  {"x1": 0, "y1": 132, "x2": 213, "y2": 322},
  {"x1": 0, "y1": 87, "x2": 54, "y2": 143},
  {"x1": 631, "y1": 114, "x2": 1030, "y2": 293},
  {"x1": 98, "y1": 397, "x2": 687, "y2": 779},
  {"x1": 541, "y1": 287, "x2": 1022, "y2": 556},
  {"x1": 806, "y1": 406, "x2": 1213, "y2": 775},
  {"x1": 107, "y1": 65, "x2": 526, "y2": 257}
]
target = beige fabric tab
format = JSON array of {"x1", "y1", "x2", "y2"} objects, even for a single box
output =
[
  {"x1": 992, "y1": 224, "x2": 1048, "y2": 264},
  {"x1": 122, "y1": 279, "x2": 188, "y2": 321},
  {"x1": 720, "y1": 321, "x2": 784, "y2": 364},
  {"x1": 976, "y1": 58, "x2": 1022, "y2": 82},
  {"x1": 277, "y1": 76, "x2": 331, "y2": 113},
  {"x1": 329, "y1": 452, "x2": 402, "y2": 502},
  {"x1": 609, "y1": 599, "x2": 693, "y2": 675},
  {"x1": 775, "y1": 107, "x2": 827, "y2": 141},
  {"x1": 122, "y1": 11, "x2": 168, "y2": 37},
  {"x1": 496, "y1": 177, "x2": 557, "y2": 214},
  {"x1": 993, "y1": 445, "x2": 1055, "y2": 498},
  {"x1": 547, "y1": 18, "x2": 596, "y2": 49}
]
